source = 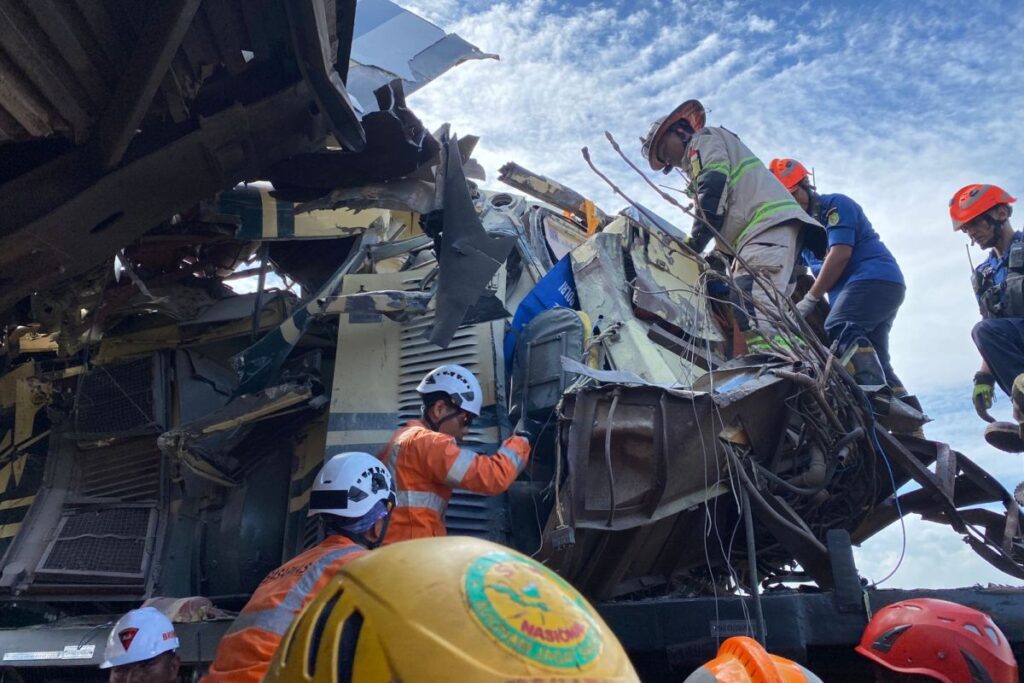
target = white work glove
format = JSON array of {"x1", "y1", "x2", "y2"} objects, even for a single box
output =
[{"x1": 795, "y1": 293, "x2": 821, "y2": 318}]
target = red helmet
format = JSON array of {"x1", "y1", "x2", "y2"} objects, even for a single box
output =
[
  {"x1": 641, "y1": 99, "x2": 706, "y2": 172},
  {"x1": 950, "y1": 183, "x2": 1015, "y2": 231},
  {"x1": 856, "y1": 598, "x2": 1018, "y2": 683},
  {"x1": 769, "y1": 158, "x2": 810, "y2": 190}
]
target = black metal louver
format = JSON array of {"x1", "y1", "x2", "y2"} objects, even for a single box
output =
[
  {"x1": 34, "y1": 507, "x2": 157, "y2": 585},
  {"x1": 71, "y1": 356, "x2": 166, "y2": 440}
]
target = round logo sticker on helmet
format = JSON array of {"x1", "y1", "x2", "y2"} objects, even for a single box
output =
[{"x1": 464, "y1": 550, "x2": 603, "y2": 669}]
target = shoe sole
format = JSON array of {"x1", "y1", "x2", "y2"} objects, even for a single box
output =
[{"x1": 984, "y1": 421, "x2": 1024, "y2": 453}]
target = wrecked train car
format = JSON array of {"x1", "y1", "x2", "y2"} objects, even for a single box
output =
[{"x1": 1, "y1": 0, "x2": 1024, "y2": 679}]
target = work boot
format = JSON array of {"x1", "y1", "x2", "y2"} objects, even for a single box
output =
[
  {"x1": 1012, "y1": 373, "x2": 1024, "y2": 426},
  {"x1": 840, "y1": 338, "x2": 887, "y2": 391},
  {"x1": 984, "y1": 421, "x2": 1024, "y2": 453},
  {"x1": 892, "y1": 386, "x2": 926, "y2": 438}
]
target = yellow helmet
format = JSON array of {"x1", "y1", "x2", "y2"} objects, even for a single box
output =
[
  {"x1": 263, "y1": 536, "x2": 640, "y2": 682},
  {"x1": 683, "y1": 637, "x2": 823, "y2": 683}
]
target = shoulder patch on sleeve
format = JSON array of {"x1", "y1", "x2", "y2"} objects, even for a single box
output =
[
  {"x1": 826, "y1": 207, "x2": 840, "y2": 226},
  {"x1": 688, "y1": 149, "x2": 702, "y2": 178}
]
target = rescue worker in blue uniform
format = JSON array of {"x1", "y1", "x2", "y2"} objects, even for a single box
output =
[
  {"x1": 771, "y1": 159, "x2": 906, "y2": 390},
  {"x1": 949, "y1": 184, "x2": 1024, "y2": 450}
]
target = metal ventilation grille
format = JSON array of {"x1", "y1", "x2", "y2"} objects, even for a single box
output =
[
  {"x1": 72, "y1": 356, "x2": 164, "y2": 439},
  {"x1": 302, "y1": 516, "x2": 323, "y2": 551},
  {"x1": 78, "y1": 439, "x2": 161, "y2": 501},
  {"x1": 35, "y1": 507, "x2": 156, "y2": 584}
]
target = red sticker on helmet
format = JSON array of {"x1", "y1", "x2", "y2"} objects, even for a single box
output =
[{"x1": 118, "y1": 627, "x2": 139, "y2": 651}]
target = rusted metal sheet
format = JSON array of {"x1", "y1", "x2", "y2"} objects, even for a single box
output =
[{"x1": 558, "y1": 380, "x2": 792, "y2": 532}]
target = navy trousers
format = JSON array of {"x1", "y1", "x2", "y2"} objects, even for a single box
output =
[
  {"x1": 825, "y1": 279, "x2": 906, "y2": 387},
  {"x1": 971, "y1": 317, "x2": 1024, "y2": 395}
]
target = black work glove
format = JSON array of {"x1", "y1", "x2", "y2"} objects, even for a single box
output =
[{"x1": 514, "y1": 416, "x2": 545, "y2": 444}]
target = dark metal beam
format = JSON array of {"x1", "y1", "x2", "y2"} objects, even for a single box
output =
[
  {"x1": 87, "y1": 0, "x2": 201, "y2": 170},
  {"x1": 0, "y1": 80, "x2": 329, "y2": 313},
  {"x1": 284, "y1": 0, "x2": 365, "y2": 152}
]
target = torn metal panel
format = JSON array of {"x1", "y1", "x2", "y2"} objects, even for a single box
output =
[
  {"x1": 624, "y1": 217, "x2": 723, "y2": 344},
  {"x1": 158, "y1": 381, "x2": 318, "y2": 483},
  {"x1": 347, "y1": 0, "x2": 497, "y2": 113},
  {"x1": 232, "y1": 229, "x2": 377, "y2": 395},
  {"x1": 428, "y1": 134, "x2": 517, "y2": 347},
  {"x1": 216, "y1": 184, "x2": 409, "y2": 240},
  {"x1": 498, "y1": 161, "x2": 610, "y2": 227},
  {"x1": 559, "y1": 381, "x2": 791, "y2": 531},
  {"x1": 93, "y1": 293, "x2": 293, "y2": 365},
  {"x1": 322, "y1": 290, "x2": 433, "y2": 323},
  {"x1": 268, "y1": 79, "x2": 439, "y2": 199},
  {"x1": 570, "y1": 231, "x2": 700, "y2": 385},
  {"x1": 312, "y1": 178, "x2": 440, "y2": 215}
]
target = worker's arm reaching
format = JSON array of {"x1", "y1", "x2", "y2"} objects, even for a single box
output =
[{"x1": 425, "y1": 433, "x2": 531, "y2": 496}]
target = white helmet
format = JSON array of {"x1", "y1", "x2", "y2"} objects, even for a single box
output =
[
  {"x1": 308, "y1": 452, "x2": 396, "y2": 519},
  {"x1": 99, "y1": 607, "x2": 179, "y2": 669},
  {"x1": 415, "y1": 364, "x2": 483, "y2": 416}
]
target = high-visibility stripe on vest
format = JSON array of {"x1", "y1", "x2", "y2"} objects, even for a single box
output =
[
  {"x1": 201, "y1": 536, "x2": 365, "y2": 683},
  {"x1": 378, "y1": 420, "x2": 531, "y2": 543}
]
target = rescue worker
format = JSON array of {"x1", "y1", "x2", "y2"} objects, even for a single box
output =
[
  {"x1": 202, "y1": 451, "x2": 395, "y2": 683},
  {"x1": 262, "y1": 535, "x2": 641, "y2": 682},
  {"x1": 640, "y1": 100, "x2": 826, "y2": 351},
  {"x1": 951, "y1": 184, "x2": 1024, "y2": 448},
  {"x1": 771, "y1": 158, "x2": 906, "y2": 390},
  {"x1": 379, "y1": 364, "x2": 534, "y2": 543},
  {"x1": 99, "y1": 606, "x2": 180, "y2": 683},
  {"x1": 683, "y1": 636, "x2": 823, "y2": 682},
  {"x1": 856, "y1": 597, "x2": 1018, "y2": 682}
]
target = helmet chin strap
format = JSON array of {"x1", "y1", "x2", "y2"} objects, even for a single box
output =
[
  {"x1": 981, "y1": 218, "x2": 1007, "y2": 249},
  {"x1": 422, "y1": 401, "x2": 462, "y2": 432},
  {"x1": 326, "y1": 514, "x2": 392, "y2": 550},
  {"x1": 806, "y1": 184, "x2": 821, "y2": 217}
]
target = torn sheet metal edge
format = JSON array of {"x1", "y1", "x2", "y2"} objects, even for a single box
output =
[
  {"x1": 559, "y1": 357, "x2": 701, "y2": 399},
  {"x1": 427, "y1": 134, "x2": 516, "y2": 347}
]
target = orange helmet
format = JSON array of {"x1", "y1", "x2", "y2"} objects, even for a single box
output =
[
  {"x1": 769, "y1": 158, "x2": 810, "y2": 191},
  {"x1": 682, "y1": 637, "x2": 823, "y2": 682},
  {"x1": 856, "y1": 598, "x2": 1019, "y2": 683},
  {"x1": 641, "y1": 99, "x2": 706, "y2": 172},
  {"x1": 949, "y1": 183, "x2": 1016, "y2": 231}
]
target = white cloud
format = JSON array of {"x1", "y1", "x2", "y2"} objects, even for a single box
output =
[
  {"x1": 746, "y1": 14, "x2": 776, "y2": 33},
  {"x1": 401, "y1": 0, "x2": 1024, "y2": 588}
]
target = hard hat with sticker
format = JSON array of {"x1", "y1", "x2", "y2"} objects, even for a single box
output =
[{"x1": 464, "y1": 550, "x2": 604, "y2": 668}]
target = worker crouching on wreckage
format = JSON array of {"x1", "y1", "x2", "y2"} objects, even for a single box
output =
[{"x1": 950, "y1": 184, "x2": 1024, "y2": 453}]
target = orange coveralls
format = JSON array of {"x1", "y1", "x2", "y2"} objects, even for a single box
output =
[
  {"x1": 379, "y1": 420, "x2": 530, "y2": 542},
  {"x1": 201, "y1": 535, "x2": 365, "y2": 683}
]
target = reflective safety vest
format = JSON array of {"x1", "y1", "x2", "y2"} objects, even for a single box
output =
[
  {"x1": 684, "y1": 126, "x2": 824, "y2": 253},
  {"x1": 379, "y1": 420, "x2": 530, "y2": 543},
  {"x1": 201, "y1": 536, "x2": 365, "y2": 683}
]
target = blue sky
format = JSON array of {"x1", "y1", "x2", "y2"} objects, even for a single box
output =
[{"x1": 395, "y1": 0, "x2": 1024, "y2": 587}]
